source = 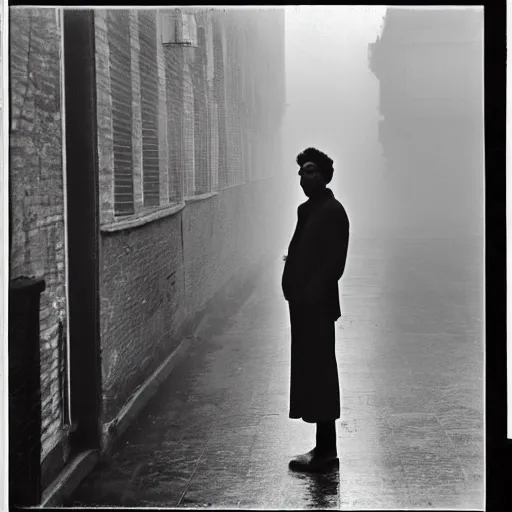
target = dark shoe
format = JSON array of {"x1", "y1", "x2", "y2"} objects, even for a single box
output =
[{"x1": 288, "y1": 447, "x2": 339, "y2": 473}]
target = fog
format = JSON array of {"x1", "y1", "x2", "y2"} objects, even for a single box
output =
[
  {"x1": 282, "y1": 6, "x2": 386, "y2": 236},
  {"x1": 280, "y1": 5, "x2": 484, "y2": 239}
]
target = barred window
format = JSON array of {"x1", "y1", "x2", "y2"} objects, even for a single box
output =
[
  {"x1": 182, "y1": 55, "x2": 195, "y2": 197},
  {"x1": 164, "y1": 45, "x2": 184, "y2": 202},
  {"x1": 193, "y1": 25, "x2": 209, "y2": 195},
  {"x1": 138, "y1": 11, "x2": 160, "y2": 207},
  {"x1": 223, "y1": 26, "x2": 237, "y2": 187},
  {"x1": 212, "y1": 20, "x2": 228, "y2": 189},
  {"x1": 107, "y1": 10, "x2": 134, "y2": 216}
]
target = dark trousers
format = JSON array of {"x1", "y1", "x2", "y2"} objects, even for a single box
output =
[
  {"x1": 316, "y1": 420, "x2": 337, "y2": 452},
  {"x1": 289, "y1": 302, "x2": 340, "y2": 423}
]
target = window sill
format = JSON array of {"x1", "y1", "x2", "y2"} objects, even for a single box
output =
[
  {"x1": 215, "y1": 177, "x2": 271, "y2": 193},
  {"x1": 100, "y1": 178, "x2": 274, "y2": 233},
  {"x1": 100, "y1": 201, "x2": 186, "y2": 233},
  {"x1": 184, "y1": 191, "x2": 218, "y2": 204}
]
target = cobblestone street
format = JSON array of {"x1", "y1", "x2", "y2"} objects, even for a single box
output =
[{"x1": 67, "y1": 235, "x2": 484, "y2": 509}]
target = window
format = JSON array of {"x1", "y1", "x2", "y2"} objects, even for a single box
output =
[
  {"x1": 182, "y1": 55, "x2": 195, "y2": 197},
  {"x1": 212, "y1": 20, "x2": 228, "y2": 189},
  {"x1": 223, "y1": 25, "x2": 242, "y2": 187},
  {"x1": 107, "y1": 10, "x2": 135, "y2": 215},
  {"x1": 163, "y1": 38, "x2": 185, "y2": 202},
  {"x1": 193, "y1": 26, "x2": 209, "y2": 195},
  {"x1": 138, "y1": 11, "x2": 160, "y2": 207}
]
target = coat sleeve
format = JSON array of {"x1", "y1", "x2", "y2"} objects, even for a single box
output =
[
  {"x1": 281, "y1": 204, "x2": 303, "y2": 300},
  {"x1": 285, "y1": 204, "x2": 305, "y2": 254},
  {"x1": 304, "y1": 208, "x2": 349, "y2": 299}
]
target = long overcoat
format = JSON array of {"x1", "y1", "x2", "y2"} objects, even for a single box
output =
[{"x1": 282, "y1": 187, "x2": 350, "y2": 423}]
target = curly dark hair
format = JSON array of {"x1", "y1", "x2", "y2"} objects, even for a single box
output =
[{"x1": 296, "y1": 147, "x2": 334, "y2": 184}]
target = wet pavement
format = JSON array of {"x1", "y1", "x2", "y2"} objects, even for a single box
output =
[{"x1": 66, "y1": 235, "x2": 484, "y2": 509}]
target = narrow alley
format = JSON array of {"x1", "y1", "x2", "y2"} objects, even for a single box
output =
[
  {"x1": 67, "y1": 234, "x2": 484, "y2": 509},
  {"x1": 7, "y1": 6, "x2": 486, "y2": 510}
]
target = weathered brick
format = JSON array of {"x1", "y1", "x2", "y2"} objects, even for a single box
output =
[
  {"x1": 127, "y1": 10, "x2": 143, "y2": 210},
  {"x1": 10, "y1": 7, "x2": 67, "y2": 466},
  {"x1": 99, "y1": 8, "x2": 286, "y2": 425},
  {"x1": 41, "y1": 322, "x2": 60, "y2": 341},
  {"x1": 11, "y1": 6, "x2": 286, "y2": 476}
]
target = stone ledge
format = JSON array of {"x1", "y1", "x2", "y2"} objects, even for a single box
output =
[
  {"x1": 183, "y1": 177, "x2": 273, "y2": 204},
  {"x1": 218, "y1": 175, "x2": 274, "y2": 192},
  {"x1": 100, "y1": 177, "x2": 278, "y2": 232},
  {"x1": 36, "y1": 251, "x2": 280, "y2": 507},
  {"x1": 184, "y1": 191, "x2": 218, "y2": 204},
  {"x1": 100, "y1": 336, "x2": 193, "y2": 457},
  {"x1": 40, "y1": 449, "x2": 100, "y2": 507},
  {"x1": 100, "y1": 201, "x2": 186, "y2": 233}
]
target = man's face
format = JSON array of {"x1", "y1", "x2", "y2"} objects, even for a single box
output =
[{"x1": 299, "y1": 161, "x2": 325, "y2": 197}]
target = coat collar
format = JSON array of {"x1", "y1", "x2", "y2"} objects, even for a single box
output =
[{"x1": 306, "y1": 187, "x2": 334, "y2": 205}]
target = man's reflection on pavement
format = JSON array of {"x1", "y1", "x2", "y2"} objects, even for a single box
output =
[{"x1": 288, "y1": 460, "x2": 339, "y2": 508}]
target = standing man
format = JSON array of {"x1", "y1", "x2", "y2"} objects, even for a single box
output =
[{"x1": 282, "y1": 147, "x2": 350, "y2": 472}]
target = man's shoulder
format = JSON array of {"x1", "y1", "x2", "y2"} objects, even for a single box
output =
[
  {"x1": 297, "y1": 201, "x2": 308, "y2": 213},
  {"x1": 325, "y1": 197, "x2": 349, "y2": 223}
]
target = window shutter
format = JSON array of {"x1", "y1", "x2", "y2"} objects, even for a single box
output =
[
  {"x1": 194, "y1": 25, "x2": 209, "y2": 195},
  {"x1": 108, "y1": 10, "x2": 134, "y2": 215},
  {"x1": 164, "y1": 39, "x2": 184, "y2": 202},
  {"x1": 213, "y1": 20, "x2": 227, "y2": 189},
  {"x1": 139, "y1": 11, "x2": 160, "y2": 207}
]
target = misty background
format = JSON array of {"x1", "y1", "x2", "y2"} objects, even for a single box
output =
[
  {"x1": 280, "y1": 5, "x2": 483, "y2": 240},
  {"x1": 5, "y1": 6, "x2": 486, "y2": 508},
  {"x1": 282, "y1": 6, "x2": 387, "y2": 237}
]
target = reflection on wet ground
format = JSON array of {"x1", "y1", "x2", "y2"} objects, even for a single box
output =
[{"x1": 67, "y1": 235, "x2": 484, "y2": 509}]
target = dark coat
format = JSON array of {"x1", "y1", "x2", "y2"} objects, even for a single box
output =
[
  {"x1": 282, "y1": 187, "x2": 350, "y2": 423},
  {"x1": 282, "y1": 188, "x2": 350, "y2": 319}
]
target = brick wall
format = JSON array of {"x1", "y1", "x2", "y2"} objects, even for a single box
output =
[
  {"x1": 182, "y1": 178, "x2": 281, "y2": 319},
  {"x1": 100, "y1": 174, "x2": 283, "y2": 422},
  {"x1": 100, "y1": 217, "x2": 186, "y2": 422},
  {"x1": 8, "y1": 4, "x2": 286, "y2": 479},
  {"x1": 9, "y1": 8, "x2": 68, "y2": 463},
  {"x1": 95, "y1": 7, "x2": 286, "y2": 427}
]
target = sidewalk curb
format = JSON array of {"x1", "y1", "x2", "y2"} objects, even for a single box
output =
[
  {"x1": 40, "y1": 450, "x2": 100, "y2": 507},
  {"x1": 38, "y1": 338, "x2": 193, "y2": 508},
  {"x1": 99, "y1": 254, "x2": 277, "y2": 458},
  {"x1": 101, "y1": 336, "x2": 193, "y2": 457},
  {"x1": 39, "y1": 251, "x2": 280, "y2": 507}
]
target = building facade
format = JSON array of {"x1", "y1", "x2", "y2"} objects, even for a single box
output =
[
  {"x1": 368, "y1": 7, "x2": 484, "y2": 236},
  {"x1": 10, "y1": 9, "x2": 68, "y2": 490},
  {"x1": 9, "y1": 7, "x2": 286, "y2": 502}
]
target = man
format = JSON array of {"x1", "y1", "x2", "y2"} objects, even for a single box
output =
[{"x1": 282, "y1": 147, "x2": 350, "y2": 472}]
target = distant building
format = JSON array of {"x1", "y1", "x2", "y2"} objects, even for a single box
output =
[
  {"x1": 9, "y1": 7, "x2": 286, "y2": 504},
  {"x1": 368, "y1": 7, "x2": 483, "y2": 235}
]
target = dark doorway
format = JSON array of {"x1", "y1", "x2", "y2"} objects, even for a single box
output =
[{"x1": 63, "y1": 10, "x2": 102, "y2": 452}]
